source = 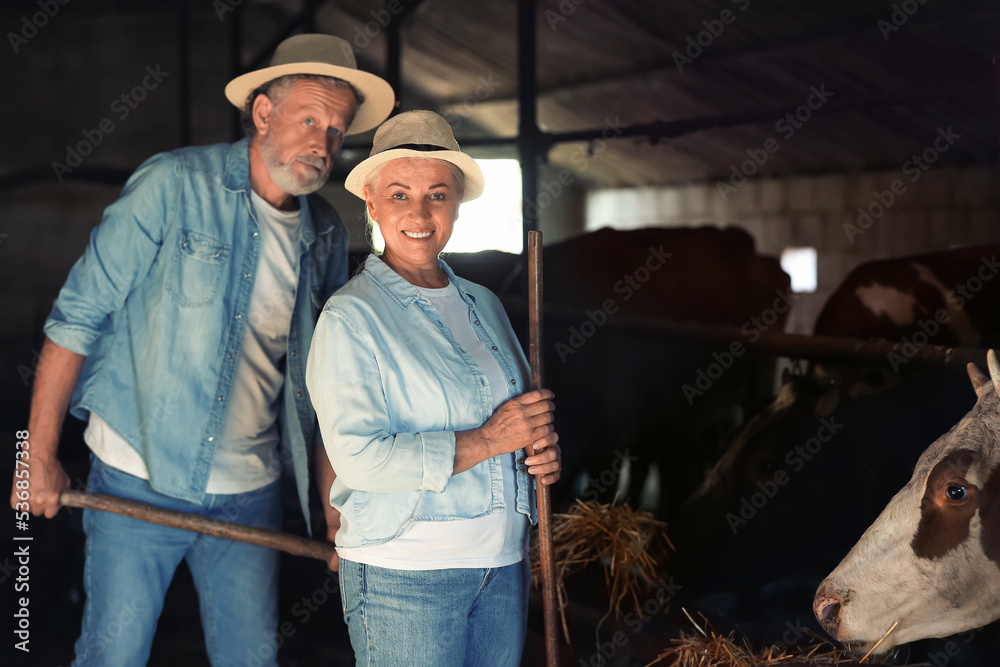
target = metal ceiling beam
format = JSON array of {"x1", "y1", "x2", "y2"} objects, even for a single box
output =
[{"x1": 438, "y1": 7, "x2": 994, "y2": 108}]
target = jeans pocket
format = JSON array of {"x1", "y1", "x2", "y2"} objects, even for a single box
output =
[{"x1": 167, "y1": 228, "x2": 230, "y2": 307}]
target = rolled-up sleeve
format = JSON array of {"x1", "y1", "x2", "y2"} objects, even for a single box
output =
[
  {"x1": 44, "y1": 154, "x2": 173, "y2": 355},
  {"x1": 306, "y1": 307, "x2": 456, "y2": 494}
]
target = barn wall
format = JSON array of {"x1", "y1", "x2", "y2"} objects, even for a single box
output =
[{"x1": 585, "y1": 167, "x2": 1000, "y2": 334}]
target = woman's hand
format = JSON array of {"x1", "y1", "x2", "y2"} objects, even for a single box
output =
[
  {"x1": 454, "y1": 388, "x2": 558, "y2": 475},
  {"x1": 525, "y1": 440, "x2": 561, "y2": 485},
  {"x1": 480, "y1": 389, "x2": 556, "y2": 454}
]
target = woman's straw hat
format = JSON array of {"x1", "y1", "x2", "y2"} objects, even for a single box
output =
[{"x1": 345, "y1": 110, "x2": 485, "y2": 202}]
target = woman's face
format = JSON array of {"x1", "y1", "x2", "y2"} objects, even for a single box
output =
[{"x1": 365, "y1": 157, "x2": 461, "y2": 275}]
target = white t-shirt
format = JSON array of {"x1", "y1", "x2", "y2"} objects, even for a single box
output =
[
  {"x1": 85, "y1": 190, "x2": 301, "y2": 494},
  {"x1": 337, "y1": 280, "x2": 529, "y2": 569}
]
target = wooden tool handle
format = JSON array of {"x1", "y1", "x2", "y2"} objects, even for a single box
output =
[
  {"x1": 528, "y1": 230, "x2": 560, "y2": 665},
  {"x1": 60, "y1": 490, "x2": 337, "y2": 564}
]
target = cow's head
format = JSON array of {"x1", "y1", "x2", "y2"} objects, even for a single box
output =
[{"x1": 813, "y1": 350, "x2": 1000, "y2": 655}]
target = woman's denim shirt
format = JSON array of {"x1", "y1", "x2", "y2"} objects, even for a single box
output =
[
  {"x1": 306, "y1": 255, "x2": 538, "y2": 548},
  {"x1": 43, "y1": 139, "x2": 348, "y2": 525}
]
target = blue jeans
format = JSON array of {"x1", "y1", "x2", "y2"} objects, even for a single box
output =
[
  {"x1": 72, "y1": 456, "x2": 281, "y2": 666},
  {"x1": 339, "y1": 558, "x2": 529, "y2": 667}
]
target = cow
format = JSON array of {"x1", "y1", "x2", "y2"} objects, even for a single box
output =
[
  {"x1": 812, "y1": 245, "x2": 1000, "y2": 396},
  {"x1": 445, "y1": 226, "x2": 791, "y2": 516},
  {"x1": 813, "y1": 351, "x2": 1000, "y2": 657}
]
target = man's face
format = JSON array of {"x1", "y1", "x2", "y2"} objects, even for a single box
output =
[{"x1": 257, "y1": 80, "x2": 357, "y2": 196}]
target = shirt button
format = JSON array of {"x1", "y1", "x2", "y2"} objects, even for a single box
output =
[
  {"x1": 207, "y1": 436, "x2": 214, "y2": 442},
  {"x1": 511, "y1": 379, "x2": 516, "y2": 385},
  {"x1": 474, "y1": 320, "x2": 480, "y2": 326},
  {"x1": 290, "y1": 350, "x2": 298, "y2": 356},
  {"x1": 252, "y1": 231, "x2": 259, "y2": 237},
  {"x1": 235, "y1": 314, "x2": 241, "y2": 319},
  {"x1": 218, "y1": 396, "x2": 224, "y2": 401},
  {"x1": 297, "y1": 391, "x2": 304, "y2": 398},
  {"x1": 491, "y1": 346, "x2": 497, "y2": 351},
  {"x1": 244, "y1": 273, "x2": 251, "y2": 278},
  {"x1": 227, "y1": 353, "x2": 233, "y2": 359}
]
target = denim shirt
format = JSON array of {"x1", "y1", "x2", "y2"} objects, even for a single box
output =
[
  {"x1": 44, "y1": 139, "x2": 349, "y2": 526},
  {"x1": 306, "y1": 254, "x2": 538, "y2": 549}
]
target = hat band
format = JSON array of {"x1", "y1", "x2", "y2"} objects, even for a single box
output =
[{"x1": 387, "y1": 143, "x2": 449, "y2": 152}]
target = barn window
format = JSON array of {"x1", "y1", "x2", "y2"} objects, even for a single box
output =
[
  {"x1": 781, "y1": 246, "x2": 817, "y2": 293},
  {"x1": 371, "y1": 159, "x2": 524, "y2": 254}
]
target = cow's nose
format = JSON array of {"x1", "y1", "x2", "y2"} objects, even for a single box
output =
[{"x1": 813, "y1": 586, "x2": 843, "y2": 635}]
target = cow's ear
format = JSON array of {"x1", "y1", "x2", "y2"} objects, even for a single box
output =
[
  {"x1": 989, "y1": 350, "x2": 1000, "y2": 400},
  {"x1": 813, "y1": 388, "x2": 839, "y2": 417},
  {"x1": 968, "y1": 362, "x2": 992, "y2": 400}
]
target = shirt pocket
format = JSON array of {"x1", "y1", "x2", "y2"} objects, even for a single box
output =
[{"x1": 166, "y1": 229, "x2": 230, "y2": 307}]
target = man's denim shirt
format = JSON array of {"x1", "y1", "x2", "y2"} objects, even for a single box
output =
[
  {"x1": 44, "y1": 139, "x2": 349, "y2": 526},
  {"x1": 306, "y1": 255, "x2": 538, "y2": 549}
]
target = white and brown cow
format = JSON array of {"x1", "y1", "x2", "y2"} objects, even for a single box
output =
[{"x1": 814, "y1": 350, "x2": 1000, "y2": 656}]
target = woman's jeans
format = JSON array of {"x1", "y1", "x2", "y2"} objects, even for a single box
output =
[
  {"x1": 339, "y1": 557, "x2": 529, "y2": 666},
  {"x1": 72, "y1": 455, "x2": 281, "y2": 666}
]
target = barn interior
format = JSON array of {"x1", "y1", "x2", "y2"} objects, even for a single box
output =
[{"x1": 2, "y1": 0, "x2": 1000, "y2": 665}]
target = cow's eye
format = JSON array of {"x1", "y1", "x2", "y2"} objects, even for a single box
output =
[{"x1": 946, "y1": 484, "x2": 968, "y2": 501}]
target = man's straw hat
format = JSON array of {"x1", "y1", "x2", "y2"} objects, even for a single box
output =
[
  {"x1": 225, "y1": 34, "x2": 394, "y2": 136},
  {"x1": 345, "y1": 110, "x2": 485, "y2": 202}
]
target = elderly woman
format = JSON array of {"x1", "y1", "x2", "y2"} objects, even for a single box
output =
[{"x1": 305, "y1": 110, "x2": 561, "y2": 666}]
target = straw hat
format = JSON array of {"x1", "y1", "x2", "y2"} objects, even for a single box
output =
[
  {"x1": 345, "y1": 110, "x2": 485, "y2": 202},
  {"x1": 225, "y1": 34, "x2": 394, "y2": 136}
]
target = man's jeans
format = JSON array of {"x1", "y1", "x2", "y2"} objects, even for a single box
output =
[
  {"x1": 72, "y1": 455, "x2": 281, "y2": 666},
  {"x1": 339, "y1": 557, "x2": 529, "y2": 667}
]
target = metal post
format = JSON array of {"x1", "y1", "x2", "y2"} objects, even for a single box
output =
[
  {"x1": 177, "y1": 0, "x2": 192, "y2": 146},
  {"x1": 518, "y1": 0, "x2": 542, "y2": 253}
]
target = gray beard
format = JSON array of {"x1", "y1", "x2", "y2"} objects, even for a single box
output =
[{"x1": 260, "y1": 133, "x2": 331, "y2": 196}]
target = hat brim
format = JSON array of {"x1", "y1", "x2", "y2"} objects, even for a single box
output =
[
  {"x1": 225, "y1": 63, "x2": 395, "y2": 136},
  {"x1": 345, "y1": 149, "x2": 485, "y2": 203}
]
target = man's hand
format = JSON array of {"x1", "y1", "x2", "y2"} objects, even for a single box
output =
[
  {"x1": 325, "y1": 517, "x2": 341, "y2": 572},
  {"x1": 11, "y1": 336, "x2": 85, "y2": 519},
  {"x1": 11, "y1": 451, "x2": 70, "y2": 518}
]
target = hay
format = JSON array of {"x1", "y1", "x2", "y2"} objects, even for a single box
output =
[
  {"x1": 529, "y1": 500, "x2": 672, "y2": 641},
  {"x1": 646, "y1": 613, "x2": 852, "y2": 667}
]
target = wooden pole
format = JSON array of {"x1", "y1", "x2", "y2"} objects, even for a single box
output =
[
  {"x1": 60, "y1": 490, "x2": 337, "y2": 564},
  {"x1": 527, "y1": 230, "x2": 559, "y2": 666}
]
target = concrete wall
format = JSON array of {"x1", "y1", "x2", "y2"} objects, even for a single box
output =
[{"x1": 586, "y1": 167, "x2": 1000, "y2": 334}]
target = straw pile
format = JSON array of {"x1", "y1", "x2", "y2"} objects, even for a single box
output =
[
  {"x1": 529, "y1": 500, "x2": 672, "y2": 641},
  {"x1": 647, "y1": 613, "x2": 861, "y2": 667},
  {"x1": 648, "y1": 632, "x2": 851, "y2": 666}
]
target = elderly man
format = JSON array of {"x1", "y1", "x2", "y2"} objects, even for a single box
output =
[{"x1": 9, "y1": 34, "x2": 392, "y2": 665}]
